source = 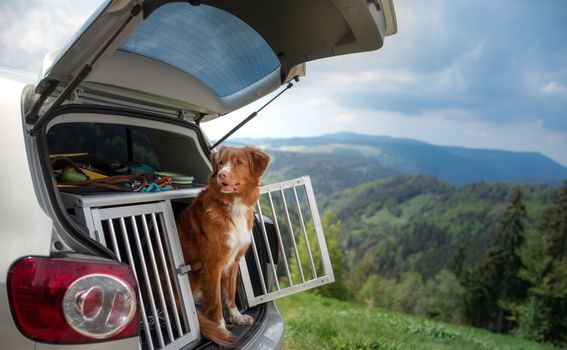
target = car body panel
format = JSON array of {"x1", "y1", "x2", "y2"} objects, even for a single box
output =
[
  {"x1": 240, "y1": 302, "x2": 284, "y2": 349},
  {"x1": 0, "y1": 71, "x2": 55, "y2": 349}
]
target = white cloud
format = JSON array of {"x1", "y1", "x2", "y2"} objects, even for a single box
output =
[
  {"x1": 203, "y1": 88, "x2": 567, "y2": 167},
  {"x1": 2, "y1": 0, "x2": 566, "y2": 169},
  {"x1": 0, "y1": 0, "x2": 105, "y2": 71},
  {"x1": 541, "y1": 81, "x2": 567, "y2": 96},
  {"x1": 331, "y1": 113, "x2": 357, "y2": 124}
]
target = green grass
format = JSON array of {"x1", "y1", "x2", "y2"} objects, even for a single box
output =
[{"x1": 276, "y1": 293, "x2": 560, "y2": 350}]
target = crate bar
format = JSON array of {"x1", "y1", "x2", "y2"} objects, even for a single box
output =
[
  {"x1": 292, "y1": 186, "x2": 318, "y2": 279},
  {"x1": 130, "y1": 215, "x2": 165, "y2": 348},
  {"x1": 237, "y1": 257, "x2": 255, "y2": 309},
  {"x1": 249, "y1": 212, "x2": 269, "y2": 296},
  {"x1": 116, "y1": 216, "x2": 155, "y2": 350},
  {"x1": 90, "y1": 210, "x2": 107, "y2": 247},
  {"x1": 249, "y1": 276, "x2": 331, "y2": 305},
  {"x1": 266, "y1": 192, "x2": 293, "y2": 285},
  {"x1": 140, "y1": 214, "x2": 175, "y2": 343},
  {"x1": 255, "y1": 201, "x2": 280, "y2": 291},
  {"x1": 302, "y1": 176, "x2": 334, "y2": 283},
  {"x1": 159, "y1": 200, "x2": 199, "y2": 338},
  {"x1": 106, "y1": 219, "x2": 122, "y2": 261},
  {"x1": 280, "y1": 188, "x2": 305, "y2": 284},
  {"x1": 259, "y1": 177, "x2": 306, "y2": 194},
  {"x1": 70, "y1": 187, "x2": 202, "y2": 208},
  {"x1": 156, "y1": 333, "x2": 199, "y2": 350},
  {"x1": 150, "y1": 212, "x2": 184, "y2": 337}
]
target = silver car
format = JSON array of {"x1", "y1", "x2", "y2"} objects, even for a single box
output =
[{"x1": 0, "y1": 1, "x2": 397, "y2": 349}]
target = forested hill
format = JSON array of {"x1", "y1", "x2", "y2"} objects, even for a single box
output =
[
  {"x1": 252, "y1": 139, "x2": 567, "y2": 346},
  {"x1": 261, "y1": 150, "x2": 399, "y2": 194},
  {"x1": 321, "y1": 174, "x2": 555, "y2": 278},
  {"x1": 234, "y1": 132, "x2": 567, "y2": 186}
]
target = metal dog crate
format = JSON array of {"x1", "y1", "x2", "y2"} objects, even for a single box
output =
[{"x1": 60, "y1": 176, "x2": 333, "y2": 350}]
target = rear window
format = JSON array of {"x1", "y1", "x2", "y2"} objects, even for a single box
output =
[
  {"x1": 47, "y1": 123, "x2": 160, "y2": 171},
  {"x1": 118, "y1": 3, "x2": 280, "y2": 97}
]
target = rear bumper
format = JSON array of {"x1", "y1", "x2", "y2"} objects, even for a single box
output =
[
  {"x1": 196, "y1": 301, "x2": 284, "y2": 350},
  {"x1": 241, "y1": 301, "x2": 284, "y2": 350}
]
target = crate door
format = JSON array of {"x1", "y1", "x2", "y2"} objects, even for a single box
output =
[
  {"x1": 239, "y1": 176, "x2": 334, "y2": 307},
  {"x1": 91, "y1": 201, "x2": 199, "y2": 350}
]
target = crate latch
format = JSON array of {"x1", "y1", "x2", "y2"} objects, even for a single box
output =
[{"x1": 176, "y1": 263, "x2": 192, "y2": 276}]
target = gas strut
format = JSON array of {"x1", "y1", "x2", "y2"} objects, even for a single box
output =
[{"x1": 210, "y1": 76, "x2": 299, "y2": 150}]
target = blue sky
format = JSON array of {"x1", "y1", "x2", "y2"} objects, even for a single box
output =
[{"x1": 2, "y1": 0, "x2": 567, "y2": 166}]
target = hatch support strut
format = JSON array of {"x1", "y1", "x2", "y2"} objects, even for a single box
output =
[
  {"x1": 210, "y1": 77, "x2": 299, "y2": 150},
  {"x1": 28, "y1": 65, "x2": 93, "y2": 136}
]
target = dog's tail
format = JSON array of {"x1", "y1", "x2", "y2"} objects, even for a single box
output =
[{"x1": 197, "y1": 312, "x2": 237, "y2": 348}]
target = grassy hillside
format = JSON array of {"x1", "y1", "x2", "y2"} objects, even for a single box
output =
[{"x1": 277, "y1": 293, "x2": 559, "y2": 350}]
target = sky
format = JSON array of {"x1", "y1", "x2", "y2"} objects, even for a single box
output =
[{"x1": 1, "y1": 1, "x2": 567, "y2": 166}]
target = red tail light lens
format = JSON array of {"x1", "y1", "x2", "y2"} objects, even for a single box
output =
[{"x1": 8, "y1": 257, "x2": 139, "y2": 344}]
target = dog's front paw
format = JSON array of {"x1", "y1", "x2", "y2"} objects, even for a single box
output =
[{"x1": 229, "y1": 308, "x2": 254, "y2": 326}]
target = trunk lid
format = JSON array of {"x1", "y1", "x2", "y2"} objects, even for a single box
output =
[{"x1": 27, "y1": 0, "x2": 397, "y2": 125}]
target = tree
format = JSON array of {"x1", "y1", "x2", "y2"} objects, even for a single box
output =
[
  {"x1": 508, "y1": 230, "x2": 553, "y2": 342},
  {"x1": 515, "y1": 295, "x2": 551, "y2": 343},
  {"x1": 540, "y1": 180, "x2": 567, "y2": 259},
  {"x1": 516, "y1": 181, "x2": 567, "y2": 346},
  {"x1": 356, "y1": 274, "x2": 381, "y2": 307},
  {"x1": 422, "y1": 269, "x2": 466, "y2": 324},
  {"x1": 447, "y1": 243, "x2": 466, "y2": 280},
  {"x1": 347, "y1": 257, "x2": 378, "y2": 295},
  {"x1": 463, "y1": 187, "x2": 528, "y2": 333}
]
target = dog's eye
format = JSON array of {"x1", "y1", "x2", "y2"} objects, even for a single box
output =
[{"x1": 236, "y1": 159, "x2": 243, "y2": 166}]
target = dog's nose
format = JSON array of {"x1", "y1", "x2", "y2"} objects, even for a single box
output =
[{"x1": 218, "y1": 171, "x2": 228, "y2": 180}]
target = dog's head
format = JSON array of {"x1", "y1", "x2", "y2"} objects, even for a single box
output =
[{"x1": 210, "y1": 146, "x2": 270, "y2": 194}]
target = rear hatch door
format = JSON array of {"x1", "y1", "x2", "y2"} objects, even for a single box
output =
[{"x1": 27, "y1": 0, "x2": 396, "y2": 126}]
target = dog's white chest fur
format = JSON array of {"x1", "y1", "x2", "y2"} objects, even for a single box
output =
[{"x1": 224, "y1": 200, "x2": 251, "y2": 271}]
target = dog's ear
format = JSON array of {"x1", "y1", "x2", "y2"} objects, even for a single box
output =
[
  {"x1": 245, "y1": 147, "x2": 270, "y2": 178},
  {"x1": 210, "y1": 147, "x2": 225, "y2": 177}
]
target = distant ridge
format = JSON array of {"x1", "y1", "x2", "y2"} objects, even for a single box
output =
[{"x1": 231, "y1": 133, "x2": 567, "y2": 186}]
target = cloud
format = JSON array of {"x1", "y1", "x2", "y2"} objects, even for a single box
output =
[
  {"x1": 0, "y1": 0, "x2": 104, "y2": 72},
  {"x1": 203, "y1": 82, "x2": 567, "y2": 167},
  {"x1": 541, "y1": 81, "x2": 567, "y2": 96},
  {"x1": 2, "y1": 0, "x2": 566, "y2": 167}
]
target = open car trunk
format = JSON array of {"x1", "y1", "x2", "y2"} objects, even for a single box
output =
[
  {"x1": 41, "y1": 107, "x2": 334, "y2": 349},
  {"x1": 26, "y1": 1, "x2": 397, "y2": 348},
  {"x1": 26, "y1": 0, "x2": 396, "y2": 129}
]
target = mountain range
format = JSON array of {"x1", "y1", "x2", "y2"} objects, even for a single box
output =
[{"x1": 232, "y1": 132, "x2": 567, "y2": 186}]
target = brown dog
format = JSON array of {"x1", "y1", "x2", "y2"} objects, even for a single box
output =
[{"x1": 176, "y1": 146, "x2": 270, "y2": 347}]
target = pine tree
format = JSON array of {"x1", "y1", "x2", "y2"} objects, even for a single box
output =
[
  {"x1": 448, "y1": 243, "x2": 466, "y2": 280},
  {"x1": 463, "y1": 187, "x2": 528, "y2": 333},
  {"x1": 540, "y1": 180, "x2": 567, "y2": 259},
  {"x1": 512, "y1": 230, "x2": 552, "y2": 342},
  {"x1": 494, "y1": 187, "x2": 529, "y2": 331},
  {"x1": 523, "y1": 180, "x2": 567, "y2": 346}
]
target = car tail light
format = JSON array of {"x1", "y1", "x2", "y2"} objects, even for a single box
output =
[{"x1": 7, "y1": 256, "x2": 139, "y2": 344}]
